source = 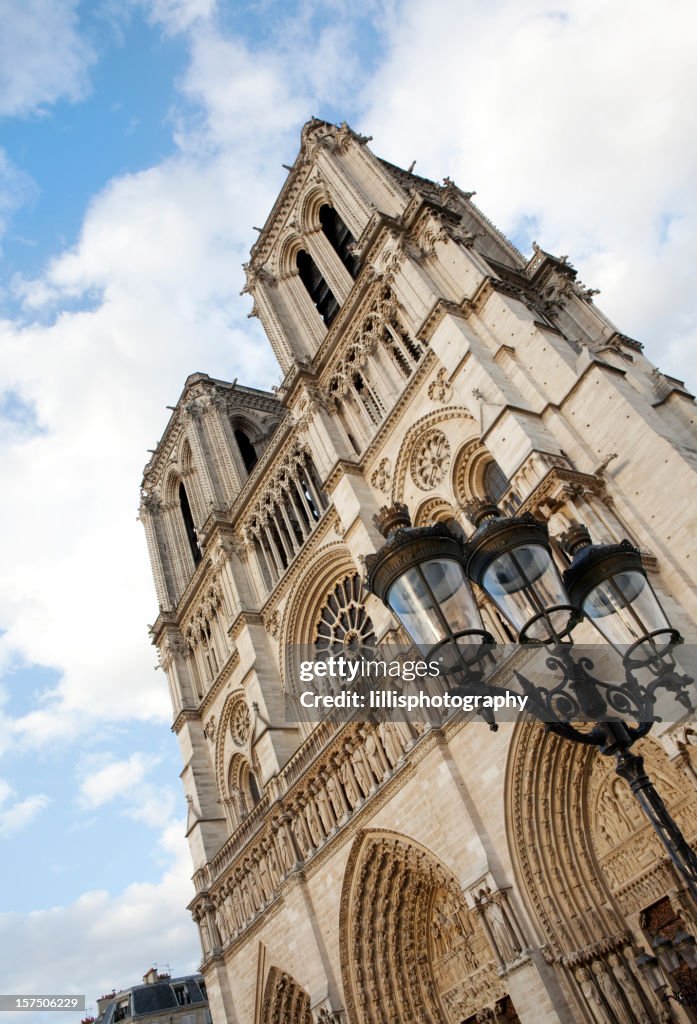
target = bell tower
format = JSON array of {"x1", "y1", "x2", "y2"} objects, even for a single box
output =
[{"x1": 140, "y1": 120, "x2": 697, "y2": 1024}]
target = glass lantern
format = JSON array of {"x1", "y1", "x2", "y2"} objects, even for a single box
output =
[
  {"x1": 562, "y1": 529, "x2": 680, "y2": 666},
  {"x1": 365, "y1": 504, "x2": 493, "y2": 666},
  {"x1": 463, "y1": 501, "x2": 577, "y2": 643}
]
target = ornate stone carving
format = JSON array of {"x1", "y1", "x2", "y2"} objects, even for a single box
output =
[
  {"x1": 428, "y1": 367, "x2": 453, "y2": 403},
  {"x1": 340, "y1": 831, "x2": 502, "y2": 1024},
  {"x1": 370, "y1": 457, "x2": 391, "y2": 493},
  {"x1": 265, "y1": 609, "x2": 280, "y2": 640},
  {"x1": 410, "y1": 429, "x2": 451, "y2": 490},
  {"x1": 230, "y1": 699, "x2": 251, "y2": 747},
  {"x1": 314, "y1": 574, "x2": 376, "y2": 660},
  {"x1": 261, "y1": 967, "x2": 312, "y2": 1024},
  {"x1": 509, "y1": 724, "x2": 697, "y2": 1017}
]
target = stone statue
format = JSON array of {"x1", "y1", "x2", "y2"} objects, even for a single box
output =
[
  {"x1": 575, "y1": 966, "x2": 613, "y2": 1024},
  {"x1": 339, "y1": 759, "x2": 361, "y2": 808},
  {"x1": 363, "y1": 732, "x2": 387, "y2": 782},
  {"x1": 487, "y1": 897, "x2": 521, "y2": 965},
  {"x1": 608, "y1": 953, "x2": 652, "y2": 1023},
  {"x1": 592, "y1": 959, "x2": 640, "y2": 1024}
]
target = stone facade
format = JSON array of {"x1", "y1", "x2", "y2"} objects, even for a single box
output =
[{"x1": 140, "y1": 119, "x2": 697, "y2": 1024}]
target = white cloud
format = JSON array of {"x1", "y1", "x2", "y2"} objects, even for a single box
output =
[
  {"x1": 0, "y1": 11, "x2": 332, "y2": 753},
  {"x1": 0, "y1": 777, "x2": 49, "y2": 838},
  {"x1": 78, "y1": 753, "x2": 178, "y2": 830},
  {"x1": 0, "y1": 822, "x2": 198, "y2": 1013},
  {"x1": 140, "y1": 0, "x2": 217, "y2": 35},
  {"x1": 0, "y1": 0, "x2": 94, "y2": 117},
  {"x1": 78, "y1": 754, "x2": 160, "y2": 810},
  {"x1": 360, "y1": 0, "x2": 697, "y2": 386}
]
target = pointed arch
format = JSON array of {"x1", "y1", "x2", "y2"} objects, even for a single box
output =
[
  {"x1": 260, "y1": 967, "x2": 312, "y2": 1024},
  {"x1": 390, "y1": 406, "x2": 477, "y2": 506},
  {"x1": 339, "y1": 829, "x2": 503, "y2": 1024},
  {"x1": 505, "y1": 721, "x2": 695, "y2": 1020},
  {"x1": 279, "y1": 544, "x2": 378, "y2": 692},
  {"x1": 296, "y1": 248, "x2": 339, "y2": 326},
  {"x1": 452, "y1": 439, "x2": 519, "y2": 513},
  {"x1": 319, "y1": 203, "x2": 359, "y2": 278},
  {"x1": 215, "y1": 690, "x2": 257, "y2": 813}
]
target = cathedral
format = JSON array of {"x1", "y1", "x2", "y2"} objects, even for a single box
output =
[{"x1": 139, "y1": 119, "x2": 697, "y2": 1024}]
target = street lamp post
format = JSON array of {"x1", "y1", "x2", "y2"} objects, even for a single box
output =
[{"x1": 364, "y1": 501, "x2": 697, "y2": 902}]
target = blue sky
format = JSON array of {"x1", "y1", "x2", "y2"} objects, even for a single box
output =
[{"x1": 1, "y1": 0, "x2": 696, "y2": 1020}]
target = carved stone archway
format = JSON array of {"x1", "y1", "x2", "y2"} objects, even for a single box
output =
[
  {"x1": 339, "y1": 829, "x2": 511, "y2": 1024},
  {"x1": 507, "y1": 722, "x2": 697, "y2": 1022},
  {"x1": 260, "y1": 966, "x2": 312, "y2": 1024}
]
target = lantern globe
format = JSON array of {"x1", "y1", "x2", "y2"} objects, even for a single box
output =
[
  {"x1": 364, "y1": 504, "x2": 491, "y2": 660},
  {"x1": 463, "y1": 502, "x2": 577, "y2": 644},
  {"x1": 562, "y1": 533, "x2": 679, "y2": 665}
]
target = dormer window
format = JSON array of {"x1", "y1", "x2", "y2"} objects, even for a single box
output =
[
  {"x1": 319, "y1": 204, "x2": 359, "y2": 278},
  {"x1": 234, "y1": 429, "x2": 258, "y2": 473},
  {"x1": 179, "y1": 482, "x2": 201, "y2": 565},
  {"x1": 113, "y1": 999, "x2": 130, "y2": 1022},
  {"x1": 172, "y1": 984, "x2": 191, "y2": 1006},
  {"x1": 296, "y1": 249, "x2": 339, "y2": 327}
]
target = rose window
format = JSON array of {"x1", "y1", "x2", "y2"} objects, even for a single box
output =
[
  {"x1": 411, "y1": 429, "x2": 451, "y2": 491},
  {"x1": 314, "y1": 574, "x2": 377, "y2": 660},
  {"x1": 230, "y1": 699, "x2": 251, "y2": 747}
]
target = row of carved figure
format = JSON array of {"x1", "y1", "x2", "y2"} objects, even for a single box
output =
[{"x1": 194, "y1": 718, "x2": 419, "y2": 954}]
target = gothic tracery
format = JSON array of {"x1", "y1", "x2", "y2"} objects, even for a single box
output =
[
  {"x1": 340, "y1": 832, "x2": 508, "y2": 1024},
  {"x1": 314, "y1": 573, "x2": 377, "y2": 660},
  {"x1": 261, "y1": 968, "x2": 312, "y2": 1024}
]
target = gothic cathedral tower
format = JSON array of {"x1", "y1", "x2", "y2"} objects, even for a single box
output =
[{"x1": 140, "y1": 119, "x2": 697, "y2": 1024}]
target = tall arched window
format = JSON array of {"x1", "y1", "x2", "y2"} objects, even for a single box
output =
[
  {"x1": 234, "y1": 428, "x2": 258, "y2": 473},
  {"x1": 483, "y1": 459, "x2": 510, "y2": 503},
  {"x1": 483, "y1": 459, "x2": 521, "y2": 514},
  {"x1": 179, "y1": 482, "x2": 201, "y2": 565},
  {"x1": 296, "y1": 249, "x2": 339, "y2": 327},
  {"x1": 319, "y1": 204, "x2": 359, "y2": 279}
]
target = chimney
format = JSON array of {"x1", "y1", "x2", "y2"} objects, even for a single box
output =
[
  {"x1": 142, "y1": 967, "x2": 160, "y2": 985},
  {"x1": 96, "y1": 994, "x2": 116, "y2": 1015}
]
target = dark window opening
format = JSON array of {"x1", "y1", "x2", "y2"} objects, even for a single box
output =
[
  {"x1": 234, "y1": 429, "x2": 258, "y2": 473},
  {"x1": 248, "y1": 768, "x2": 261, "y2": 806},
  {"x1": 483, "y1": 460, "x2": 510, "y2": 503},
  {"x1": 179, "y1": 483, "x2": 201, "y2": 565},
  {"x1": 353, "y1": 373, "x2": 380, "y2": 424},
  {"x1": 268, "y1": 522, "x2": 288, "y2": 569},
  {"x1": 291, "y1": 483, "x2": 312, "y2": 531},
  {"x1": 296, "y1": 249, "x2": 339, "y2": 327},
  {"x1": 300, "y1": 476, "x2": 320, "y2": 521},
  {"x1": 401, "y1": 330, "x2": 422, "y2": 362},
  {"x1": 113, "y1": 1002, "x2": 129, "y2": 1022},
  {"x1": 198, "y1": 981, "x2": 207, "y2": 1001},
  {"x1": 286, "y1": 503, "x2": 305, "y2": 545},
  {"x1": 641, "y1": 898, "x2": 697, "y2": 1010},
  {"x1": 386, "y1": 334, "x2": 411, "y2": 377},
  {"x1": 173, "y1": 985, "x2": 191, "y2": 1006},
  {"x1": 319, "y1": 204, "x2": 359, "y2": 278}
]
